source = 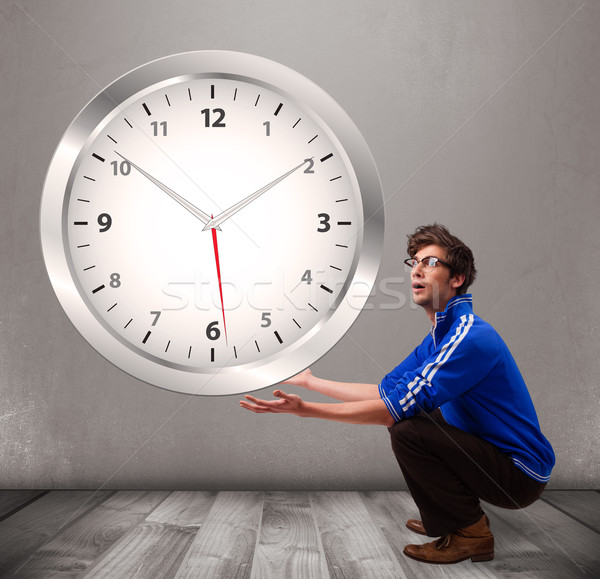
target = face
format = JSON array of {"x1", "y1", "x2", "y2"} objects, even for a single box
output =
[{"x1": 409, "y1": 245, "x2": 464, "y2": 319}]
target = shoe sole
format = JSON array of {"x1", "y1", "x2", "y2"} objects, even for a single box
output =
[{"x1": 403, "y1": 550, "x2": 494, "y2": 565}]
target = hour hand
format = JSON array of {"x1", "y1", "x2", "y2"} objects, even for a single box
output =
[
  {"x1": 115, "y1": 152, "x2": 219, "y2": 230},
  {"x1": 202, "y1": 158, "x2": 311, "y2": 231}
]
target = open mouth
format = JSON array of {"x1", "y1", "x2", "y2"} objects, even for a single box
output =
[{"x1": 412, "y1": 283, "x2": 426, "y2": 291}]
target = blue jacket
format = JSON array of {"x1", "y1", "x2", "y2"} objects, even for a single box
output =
[{"x1": 379, "y1": 294, "x2": 555, "y2": 483}]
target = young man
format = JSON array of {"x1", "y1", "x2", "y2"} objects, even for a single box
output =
[{"x1": 240, "y1": 224, "x2": 555, "y2": 565}]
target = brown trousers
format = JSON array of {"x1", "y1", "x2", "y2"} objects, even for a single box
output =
[{"x1": 388, "y1": 409, "x2": 547, "y2": 537}]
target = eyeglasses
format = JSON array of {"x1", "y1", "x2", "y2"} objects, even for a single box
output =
[{"x1": 403, "y1": 256, "x2": 451, "y2": 272}]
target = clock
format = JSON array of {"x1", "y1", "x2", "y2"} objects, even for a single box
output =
[{"x1": 40, "y1": 51, "x2": 384, "y2": 395}]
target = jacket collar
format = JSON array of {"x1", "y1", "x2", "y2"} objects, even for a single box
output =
[{"x1": 431, "y1": 294, "x2": 474, "y2": 346}]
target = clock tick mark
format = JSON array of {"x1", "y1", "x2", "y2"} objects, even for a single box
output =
[
  {"x1": 124, "y1": 318, "x2": 133, "y2": 329},
  {"x1": 293, "y1": 118, "x2": 301, "y2": 128},
  {"x1": 331, "y1": 176, "x2": 342, "y2": 182},
  {"x1": 142, "y1": 103, "x2": 151, "y2": 116},
  {"x1": 330, "y1": 265, "x2": 342, "y2": 271},
  {"x1": 188, "y1": 346, "x2": 192, "y2": 359},
  {"x1": 336, "y1": 244, "x2": 349, "y2": 248},
  {"x1": 165, "y1": 94, "x2": 171, "y2": 106},
  {"x1": 165, "y1": 340, "x2": 171, "y2": 353},
  {"x1": 107, "y1": 303, "x2": 117, "y2": 312},
  {"x1": 293, "y1": 318, "x2": 301, "y2": 329},
  {"x1": 233, "y1": 88, "x2": 238, "y2": 101},
  {"x1": 83, "y1": 265, "x2": 95, "y2": 271},
  {"x1": 338, "y1": 221, "x2": 352, "y2": 225},
  {"x1": 320, "y1": 284, "x2": 333, "y2": 294},
  {"x1": 274, "y1": 102, "x2": 283, "y2": 116},
  {"x1": 320, "y1": 153, "x2": 333, "y2": 162},
  {"x1": 124, "y1": 118, "x2": 133, "y2": 128},
  {"x1": 254, "y1": 94, "x2": 261, "y2": 106},
  {"x1": 308, "y1": 135, "x2": 318, "y2": 144},
  {"x1": 233, "y1": 346, "x2": 238, "y2": 358},
  {"x1": 107, "y1": 135, "x2": 117, "y2": 144},
  {"x1": 274, "y1": 331, "x2": 283, "y2": 344},
  {"x1": 142, "y1": 331, "x2": 151, "y2": 344},
  {"x1": 211, "y1": 347, "x2": 215, "y2": 362},
  {"x1": 77, "y1": 244, "x2": 90, "y2": 248},
  {"x1": 255, "y1": 340, "x2": 260, "y2": 353},
  {"x1": 308, "y1": 303, "x2": 318, "y2": 312},
  {"x1": 211, "y1": 84, "x2": 215, "y2": 99},
  {"x1": 335, "y1": 198, "x2": 348, "y2": 202},
  {"x1": 92, "y1": 153, "x2": 105, "y2": 163},
  {"x1": 74, "y1": 221, "x2": 88, "y2": 225},
  {"x1": 188, "y1": 88, "x2": 192, "y2": 101},
  {"x1": 83, "y1": 176, "x2": 95, "y2": 182}
]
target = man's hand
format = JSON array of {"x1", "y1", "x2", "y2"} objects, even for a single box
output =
[
  {"x1": 240, "y1": 390, "x2": 306, "y2": 416},
  {"x1": 240, "y1": 389, "x2": 395, "y2": 426}
]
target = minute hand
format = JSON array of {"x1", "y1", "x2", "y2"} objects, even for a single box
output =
[
  {"x1": 202, "y1": 159, "x2": 310, "y2": 231},
  {"x1": 115, "y1": 151, "x2": 219, "y2": 230}
]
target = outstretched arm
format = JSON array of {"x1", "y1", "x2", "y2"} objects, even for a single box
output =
[
  {"x1": 282, "y1": 368, "x2": 380, "y2": 402},
  {"x1": 240, "y1": 389, "x2": 395, "y2": 427}
]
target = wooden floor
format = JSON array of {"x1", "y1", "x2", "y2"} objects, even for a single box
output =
[{"x1": 0, "y1": 490, "x2": 598, "y2": 578}]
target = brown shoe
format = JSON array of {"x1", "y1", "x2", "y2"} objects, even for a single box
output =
[
  {"x1": 403, "y1": 514, "x2": 494, "y2": 564},
  {"x1": 405, "y1": 513, "x2": 490, "y2": 537},
  {"x1": 406, "y1": 519, "x2": 427, "y2": 535}
]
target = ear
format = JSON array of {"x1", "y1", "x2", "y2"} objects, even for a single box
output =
[{"x1": 450, "y1": 273, "x2": 466, "y2": 291}]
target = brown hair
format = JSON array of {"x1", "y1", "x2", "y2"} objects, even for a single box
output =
[{"x1": 406, "y1": 224, "x2": 477, "y2": 295}]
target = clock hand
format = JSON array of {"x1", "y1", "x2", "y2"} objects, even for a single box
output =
[
  {"x1": 202, "y1": 158, "x2": 311, "y2": 231},
  {"x1": 115, "y1": 151, "x2": 220, "y2": 230},
  {"x1": 210, "y1": 218, "x2": 228, "y2": 345}
]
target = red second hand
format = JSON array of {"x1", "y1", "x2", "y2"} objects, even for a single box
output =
[{"x1": 210, "y1": 219, "x2": 228, "y2": 344}]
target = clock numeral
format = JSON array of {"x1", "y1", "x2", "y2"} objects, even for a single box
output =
[
  {"x1": 150, "y1": 310, "x2": 161, "y2": 326},
  {"x1": 301, "y1": 270, "x2": 313, "y2": 285},
  {"x1": 317, "y1": 213, "x2": 331, "y2": 233},
  {"x1": 151, "y1": 121, "x2": 168, "y2": 136},
  {"x1": 201, "y1": 108, "x2": 226, "y2": 128},
  {"x1": 206, "y1": 320, "x2": 221, "y2": 340},
  {"x1": 304, "y1": 158, "x2": 315, "y2": 174},
  {"x1": 109, "y1": 273, "x2": 121, "y2": 288},
  {"x1": 261, "y1": 312, "x2": 272, "y2": 328},
  {"x1": 110, "y1": 160, "x2": 131, "y2": 176},
  {"x1": 263, "y1": 121, "x2": 270, "y2": 136},
  {"x1": 98, "y1": 213, "x2": 112, "y2": 233}
]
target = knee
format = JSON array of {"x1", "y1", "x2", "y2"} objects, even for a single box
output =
[{"x1": 388, "y1": 415, "x2": 423, "y2": 452}]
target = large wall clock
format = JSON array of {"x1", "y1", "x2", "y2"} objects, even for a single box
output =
[{"x1": 40, "y1": 51, "x2": 384, "y2": 395}]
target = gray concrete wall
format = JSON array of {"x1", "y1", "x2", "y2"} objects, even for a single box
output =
[{"x1": 1, "y1": 0, "x2": 598, "y2": 489}]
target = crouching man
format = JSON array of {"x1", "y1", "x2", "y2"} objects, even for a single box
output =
[{"x1": 240, "y1": 224, "x2": 555, "y2": 565}]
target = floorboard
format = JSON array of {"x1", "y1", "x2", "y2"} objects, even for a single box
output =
[
  {"x1": 251, "y1": 491, "x2": 328, "y2": 579},
  {"x1": 0, "y1": 490, "x2": 598, "y2": 578},
  {"x1": 487, "y1": 493, "x2": 600, "y2": 578},
  {"x1": 541, "y1": 490, "x2": 600, "y2": 532},
  {"x1": 0, "y1": 491, "x2": 46, "y2": 521},
  {"x1": 13, "y1": 490, "x2": 170, "y2": 579},
  {"x1": 0, "y1": 490, "x2": 111, "y2": 577},
  {"x1": 173, "y1": 491, "x2": 263, "y2": 579},
  {"x1": 311, "y1": 491, "x2": 406, "y2": 578}
]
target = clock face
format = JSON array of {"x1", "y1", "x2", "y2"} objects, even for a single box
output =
[{"x1": 41, "y1": 51, "x2": 384, "y2": 395}]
